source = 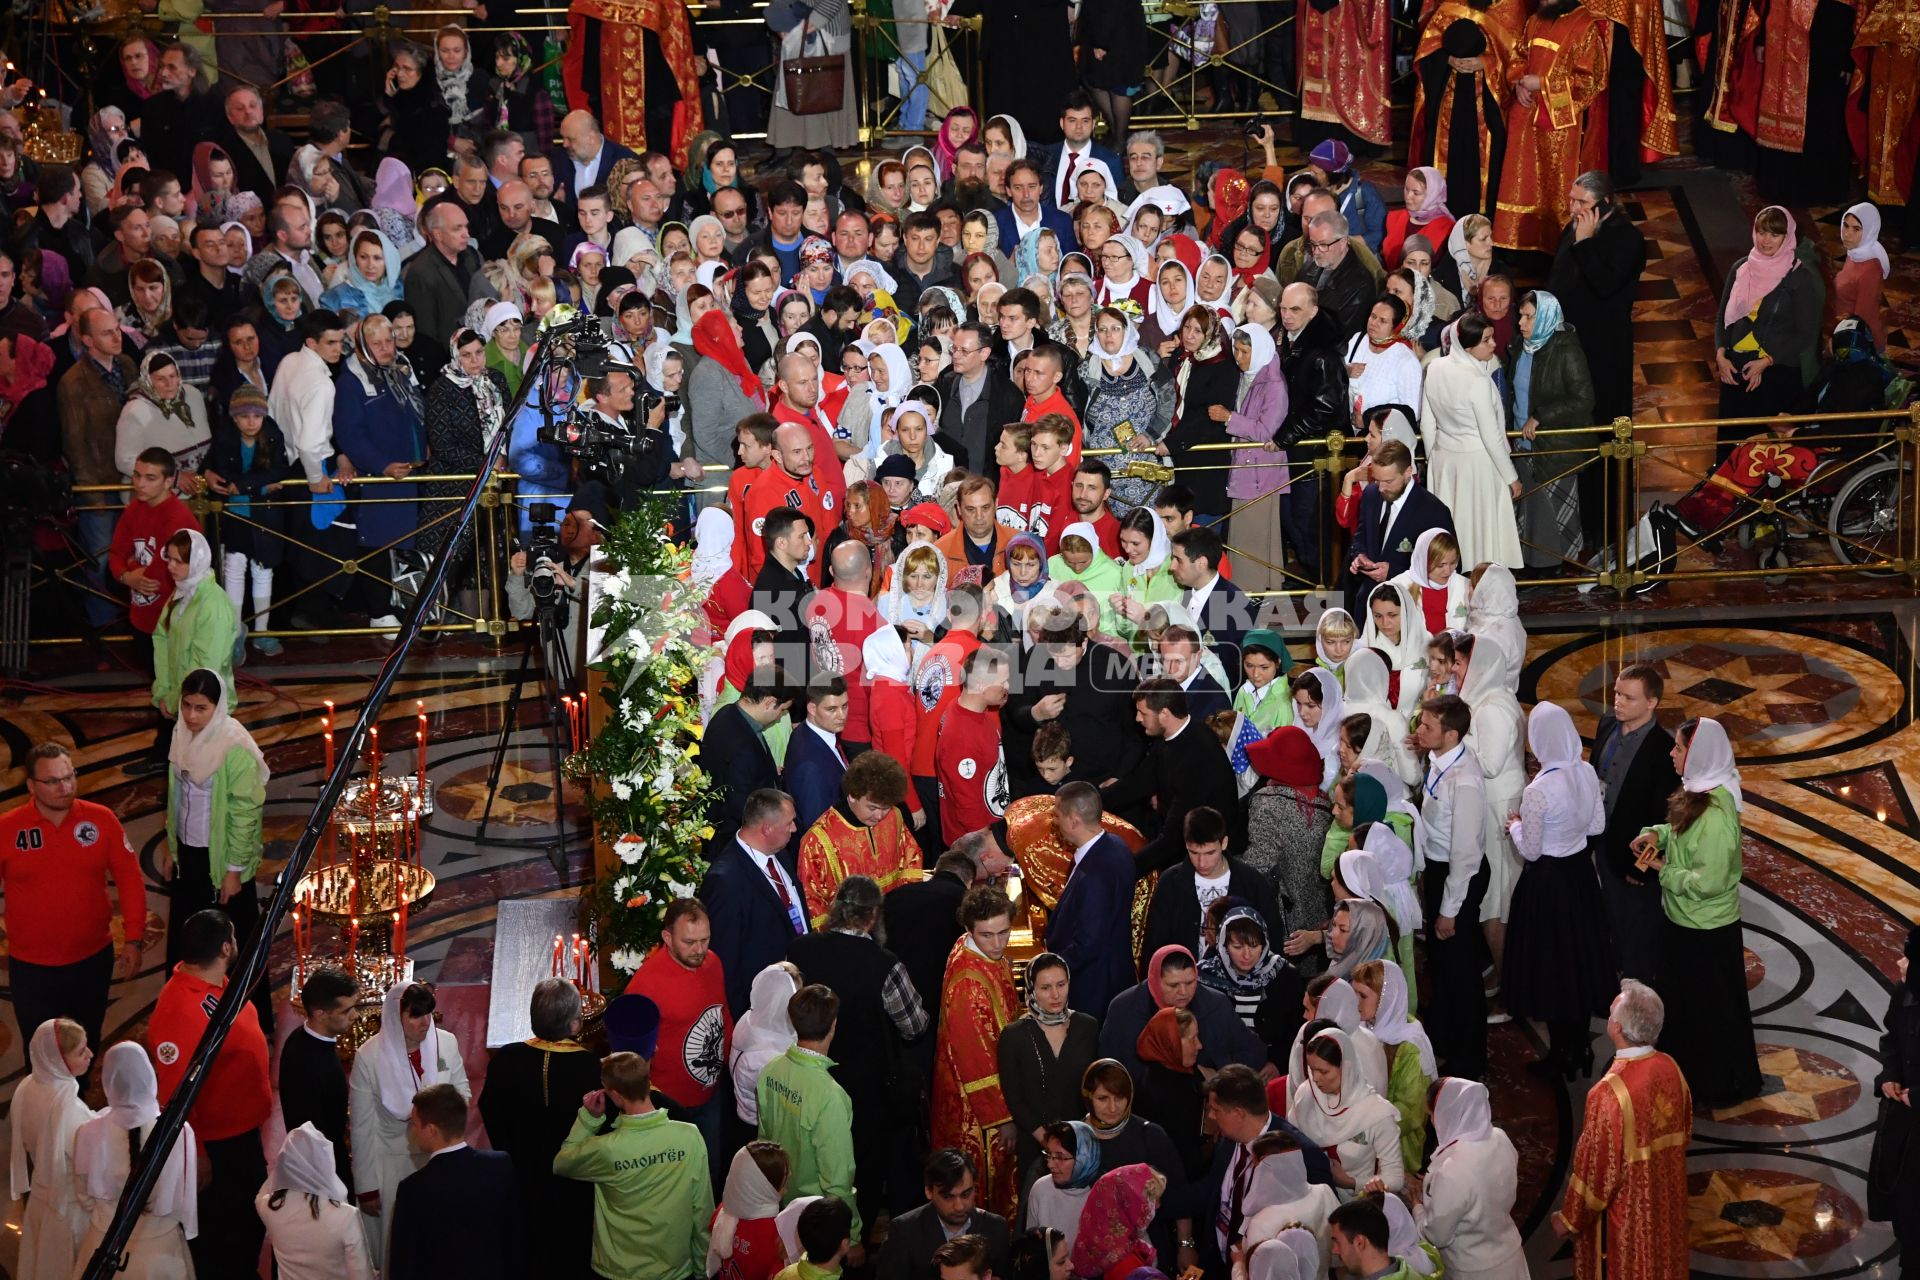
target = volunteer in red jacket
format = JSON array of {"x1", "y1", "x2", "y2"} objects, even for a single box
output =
[
  {"x1": 625, "y1": 898, "x2": 733, "y2": 1192},
  {"x1": 0, "y1": 742, "x2": 147, "y2": 1058},
  {"x1": 111, "y1": 446, "x2": 203, "y2": 777},
  {"x1": 935, "y1": 645, "x2": 1014, "y2": 847},
  {"x1": 739, "y1": 422, "x2": 834, "y2": 585},
  {"x1": 806, "y1": 540, "x2": 882, "y2": 753},
  {"x1": 148, "y1": 908, "x2": 273, "y2": 1280}
]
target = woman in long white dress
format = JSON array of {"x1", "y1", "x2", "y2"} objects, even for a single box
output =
[
  {"x1": 1340, "y1": 649, "x2": 1421, "y2": 789},
  {"x1": 349, "y1": 981, "x2": 471, "y2": 1267},
  {"x1": 1234, "y1": 1145, "x2": 1339, "y2": 1280},
  {"x1": 257, "y1": 1123, "x2": 374, "y2": 1280},
  {"x1": 1416, "y1": 1078, "x2": 1527, "y2": 1279},
  {"x1": 1419, "y1": 313, "x2": 1521, "y2": 568},
  {"x1": 1458, "y1": 639, "x2": 1527, "y2": 985},
  {"x1": 1289, "y1": 1027, "x2": 1405, "y2": 1198},
  {"x1": 70, "y1": 1043, "x2": 197, "y2": 1279},
  {"x1": 10, "y1": 1019, "x2": 96, "y2": 1280}
]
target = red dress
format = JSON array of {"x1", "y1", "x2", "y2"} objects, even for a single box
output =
[
  {"x1": 930, "y1": 938, "x2": 1021, "y2": 1219},
  {"x1": 709, "y1": 1212, "x2": 785, "y2": 1280}
]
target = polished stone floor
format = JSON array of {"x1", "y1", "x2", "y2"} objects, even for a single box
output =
[{"x1": 2, "y1": 598, "x2": 1917, "y2": 1276}]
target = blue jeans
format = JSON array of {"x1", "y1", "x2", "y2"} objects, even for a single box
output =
[
  {"x1": 75, "y1": 494, "x2": 123, "y2": 628},
  {"x1": 896, "y1": 49, "x2": 929, "y2": 131}
]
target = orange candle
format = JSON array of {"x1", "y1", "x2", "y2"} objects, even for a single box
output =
[{"x1": 552, "y1": 934, "x2": 562, "y2": 977}]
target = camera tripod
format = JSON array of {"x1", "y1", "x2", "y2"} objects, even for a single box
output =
[{"x1": 473, "y1": 598, "x2": 579, "y2": 884}]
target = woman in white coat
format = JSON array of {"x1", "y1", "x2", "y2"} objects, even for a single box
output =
[
  {"x1": 1415, "y1": 1078, "x2": 1527, "y2": 1279},
  {"x1": 10, "y1": 1019, "x2": 96, "y2": 1280},
  {"x1": 70, "y1": 1043, "x2": 197, "y2": 1279},
  {"x1": 730, "y1": 962, "x2": 800, "y2": 1126},
  {"x1": 1419, "y1": 313, "x2": 1521, "y2": 569},
  {"x1": 1458, "y1": 637, "x2": 1526, "y2": 985},
  {"x1": 1284, "y1": 978, "x2": 1390, "y2": 1100},
  {"x1": 349, "y1": 981, "x2": 471, "y2": 1267},
  {"x1": 1289, "y1": 1027, "x2": 1405, "y2": 1198},
  {"x1": 1233, "y1": 1146, "x2": 1339, "y2": 1280},
  {"x1": 257, "y1": 1123, "x2": 374, "y2": 1280}
]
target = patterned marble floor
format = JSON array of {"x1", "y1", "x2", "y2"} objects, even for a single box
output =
[{"x1": 3, "y1": 600, "x2": 1919, "y2": 1276}]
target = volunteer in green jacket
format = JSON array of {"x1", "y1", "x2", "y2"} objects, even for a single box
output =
[
  {"x1": 1629, "y1": 716, "x2": 1762, "y2": 1109},
  {"x1": 162, "y1": 666, "x2": 271, "y2": 1026},
  {"x1": 152, "y1": 528, "x2": 238, "y2": 761},
  {"x1": 756, "y1": 984, "x2": 862, "y2": 1257},
  {"x1": 554, "y1": 1050, "x2": 713, "y2": 1280}
]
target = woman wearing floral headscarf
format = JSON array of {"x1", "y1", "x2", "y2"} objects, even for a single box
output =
[
  {"x1": 1082, "y1": 307, "x2": 1170, "y2": 514},
  {"x1": 418, "y1": 328, "x2": 508, "y2": 564},
  {"x1": 115, "y1": 349, "x2": 211, "y2": 484},
  {"x1": 1071, "y1": 1164, "x2": 1167, "y2": 1279},
  {"x1": 487, "y1": 31, "x2": 555, "y2": 149},
  {"x1": 430, "y1": 25, "x2": 489, "y2": 134}
]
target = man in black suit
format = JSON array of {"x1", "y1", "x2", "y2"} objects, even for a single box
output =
[
  {"x1": 1153, "y1": 622, "x2": 1232, "y2": 725},
  {"x1": 386, "y1": 1083, "x2": 524, "y2": 1280},
  {"x1": 936, "y1": 322, "x2": 1024, "y2": 475},
  {"x1": 1198, "y1": 1067, "x2": 1332, "y2": 1275},
  {"x1": 875, "y1": 1149, "x2": 1011, "y2": 1280},
  {"x1": 752, "y1": 507, "x2": 817, "y2": 661},
  {"x1": 1044, "y1": 783, "x2": 1139, "y2": 1019},
  {"x1": 554, "y1": 109, "x2": 639, "y2": 202},
  {"x1": 882, "y1": 841, "x2": 985, "y2": 1024},
  {"x1": 1002, "y1": 609, "x2": 1147, "y2": 800},
  {"x1": 1142, "y1": 805, "x2": 1283, "y2": 962},
  {"x1": 1035, "y1": 91, "x2": 1122, "y2": 214},
  {"x1": 698, "y1": 788, "x2": 808, "y2": 1015},
  {"x1": 1118, "y1": 679, "x2": 1243, "y2": 874},
  {"x1": 213, "y1": 84, "x2": 297, "y2": 207},
  {"x1": 1167, "y1": 525, "x2": 1251, "y2": 687},
  {"x1": 701, "y1": 666, "x2": 797, "y2": 849},
  {"x1": 1344, "y1": 438, "x2": 1456, "y2": 619},
  {"x1": 1593, "y1": 662, "x2": 1680, "y2": 983}
]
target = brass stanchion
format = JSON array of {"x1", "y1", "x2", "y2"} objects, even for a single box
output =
[
  {"x1": 1316, "y1": 428, "x2": 1349, "y2": 593},
  {"x1": 1609, "y1": 415, "x2": 1637, "y2": 599}
]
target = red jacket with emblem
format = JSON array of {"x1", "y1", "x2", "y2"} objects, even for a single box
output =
[
  {"x1": 149, "y1": 965, "x2": 273, "y2": 1140},
  {"x1": 0, "y1": 799, "x2": 148, "y2": 966}
]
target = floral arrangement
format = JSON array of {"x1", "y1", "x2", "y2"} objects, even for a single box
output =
[{"x1": 578, "y1": 499, "x2": 718, "y2": 979}]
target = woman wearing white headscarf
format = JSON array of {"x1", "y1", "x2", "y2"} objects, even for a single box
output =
[
  {"x1": 1289, "y1": 1027, "x2": 1405, "y2": 1198},
  {"x1": 706, "y1": 1144, "x2": 788, "y2": 1278},
  {"x1": 11, "y1": 1018, "x2": 95, "y2": 1280},
  {"x1": 1503, "y1": 701, "x2": 1614, "y2": 1080},
  {"x1": 730, "y1": 963, "x2": 800, "y2": 1125},
  {"x1": 1081, "y1": 307, "x2": 1172, "y2": 514},
  {"x1": 152, "y1": 528, "x2": 237, "y2": 738},
  {"x1": 1291, "y1": 667, "x2": 1345, "y2": 793},
  {"x1": 1359, "y1": 581, "x2": 1431, "y2": 721},
  {"x1": 1632, "y1": 717, "x2": 1762, "y2": 1107},
  {"x1": 257, "y1": 1123, "x2": 373, "y2": 1280},
  {"x1": 1457, "y1": 638, "x2": 1525, "y2": 983},
  {"x1": 1285, "y1": 978, "x2": 1388, "y2": 1099},
  {"x1": 1221, "y1": 321, "x2": 1289, "y2": 595},
  {"x1": 1240, "y1": 1226, "x2": 1324, "y2": 1280},
  {"x1": 1465, "y1": 564, "x2": 1523, "y2": 694},
  {"x1": 71, "y1": 1042, "x2": 198, "y2": 1277},
  {"x1": 1419, "y1": 310, "x2": 1522, "y2": 569},
  {"x1": 348, "y1": 981, "x2": 471, "y2": 1267},
  {"x1": 1337, "y1": 849, "x2": 1416, "y2": 1003},
  {"x1": 1416, "y1": 1078, "x2": 1526, "y2": 1280},
  {"x1": 1353, "y1": 962, "x2": 1433, "y2": 1177},
  {"x1": 1236, "y1": 1146, "x2": 1338, "y2": 1280},
  {"x1": 1340, "y1": 649, "x2": 1420, "y2": 789},
  {"x1": 1836, "y1": 202, "x2": 1890, "y2": 351},
  {"x1": 1382, "y1": 1191, "x2": 1441, "y2": 1275}
]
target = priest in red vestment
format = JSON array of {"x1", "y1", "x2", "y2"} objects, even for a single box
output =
[
  {"x1": 1410, "y1": 0, "x2": 1531, "y2": 217},
  {"x1": 797, "y1": 752, "x2": 925, "y2": 926},
  {"x1": 563, "y1": 0, "x2": 706, "y2": 167},
  {"x1": 1553, "y1": 980, "x2": 1693, "y2": 1280},
  {"x1": 1848, "y1": 0, "x2": 1920, "y2": 207},
  {"x1": 1492, "y1": 0, "x2": 1615, "y2": 253},
  {"x1": 930, "y1": 887, "x2": 1022, "y2": 1221},
  {"x1": 1298, "y1": 0, "x2": 1394, "y2": 149}
]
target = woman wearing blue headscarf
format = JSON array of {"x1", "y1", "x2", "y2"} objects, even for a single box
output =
[
  {"x1": 1504, "y1": 289, "x2": 1593, "y2": 569},
  {"x1": 319, "y1": 229, "x2": 404, "y2": 318},
  {"x1": 1023, "y1": 1119, "x2": 1103, "y2": 1253}
]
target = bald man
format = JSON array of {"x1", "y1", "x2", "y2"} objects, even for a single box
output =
[
  {"x1": 554, "y1": 109, "x2": 638, "y2": 201},
  {"x1": 771, "y1": 352, "x2": 850, "y2": 517},
  {"x1": 739, "y1": 421, "x2": 835, "y2": 586},
  {"x1": 807, "y1": 539, "x2": 883, "y2": 752},
  {"x1": 484, "y1": 180, "x2": 565, "y2": 260}
]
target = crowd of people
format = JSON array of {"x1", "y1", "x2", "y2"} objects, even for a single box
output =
[{"x1": 3, "y1": 0, "x2": 1913, "y2": 1274}]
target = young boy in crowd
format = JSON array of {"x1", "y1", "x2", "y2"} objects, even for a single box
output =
[
  {"x1": 995, "y1": 423, "x2": 1037, "y2": 532},
  {"x1": 1028, "y1": 415, "x2": 1075, "y2": 554}
]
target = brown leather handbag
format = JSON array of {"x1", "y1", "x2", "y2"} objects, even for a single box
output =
[{"x1": 783, "y1": 20, "x2": 845, "y2": 115}]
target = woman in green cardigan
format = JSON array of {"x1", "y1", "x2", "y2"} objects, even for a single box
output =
[
  {"x1": 164, "y1": 667, "x2": 272, "y2": 1024},
  {"x1": 1353, "y1": 959, "x2": 1433, "y2": 1178},
  {"x1": 153, "y1": 528, "x2": 238, "y2": 721},
  {"x1": 1630, "y1": 716, "x2": 1763, "y2": 1108}
]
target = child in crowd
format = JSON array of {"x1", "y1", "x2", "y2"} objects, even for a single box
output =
[
  {"x1": 1313, "y1": 609, "x2": 1357, "y2": 688},
  {"x1": 995, "y1": 423, "x2": 1037, "y2": 530},
  {"x1": 1027, "y1": 416, "x2": 1076, "y2": 552},
  {"x1": 1232, "y1": 628, "x2": 1294, "y2": 734},
  {"x1": 990, "y1": 532, "x2": 1050, "y2": 633},
  {"x1": 1392, "y1": 528, "x2": 1469, "y2": 635},
  {"x1": 1032, "y1": 723, "x2": 1073, "y2": 788}
]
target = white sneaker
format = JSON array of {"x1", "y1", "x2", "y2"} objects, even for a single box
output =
[{"x1": 370, "y1": 614, "x2": 400, "y2": 628}]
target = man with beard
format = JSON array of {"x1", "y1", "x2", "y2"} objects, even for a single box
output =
[{"x1": 945, "y1": 143, "x2": 1001, "y2": 212}]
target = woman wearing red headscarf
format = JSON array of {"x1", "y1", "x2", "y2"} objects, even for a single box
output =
[
  {"x1": 1204, "y1": 169, "x2": 1251, "y2": 250},
  {"x1": 1133, "y1": 1007, "x2": 1208, "y2": 1179},
  {"x1": 1245, "y1": 727, "x2": 1335, "y2": 950},
  {"x1": 1070, "y1": 1164, "x2": 1167, "y2": 1279},
  {"x1": 685, "y1": 309, "x2": 769, "y2": 473}
]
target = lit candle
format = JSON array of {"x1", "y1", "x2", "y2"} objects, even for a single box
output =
[
  {"x1": 417, "y1": 729, "x2": 427, "y2": 794},
  {"x1": 552, "y1": 934, "x2": 562, "y2": 977},
  {"x1": 572, "y1": 933, "x2": 582, "y2": 983},
  {"x1": 348, "y1": 915, "x2": 359, "y2": 972},
  {"x1": 323, "y1": 730, "x2": 334, "y2": 778}
]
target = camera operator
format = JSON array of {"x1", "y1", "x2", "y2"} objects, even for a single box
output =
[{"x1": 506, "y1": 484, "x2": 610, "y2": 685}]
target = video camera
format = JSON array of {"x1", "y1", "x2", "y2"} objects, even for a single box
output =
[
  {"x1": 523, "y1": 501, "x2": 565, "y2": 606},
  {"x1": 531, "y1": 307, "x2": 661, "y2": 499}
]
